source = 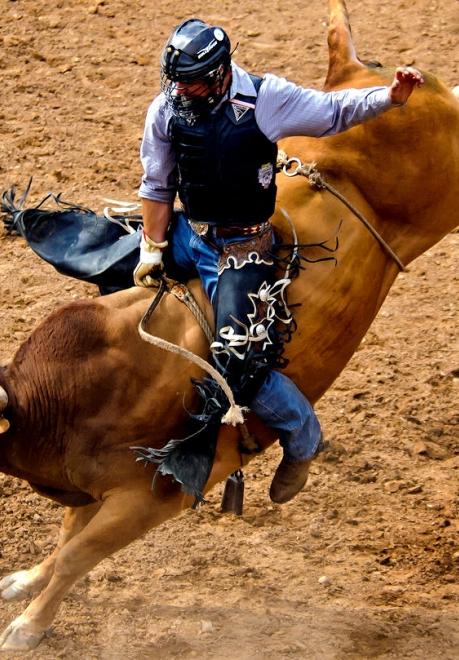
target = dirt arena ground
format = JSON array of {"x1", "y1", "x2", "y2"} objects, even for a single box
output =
[{"x1": 0, "y1": 0, "x2": 458, "y2": 658}]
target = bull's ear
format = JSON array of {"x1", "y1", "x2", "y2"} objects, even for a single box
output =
[{"x1": 325, "y1": 0, "x2": 365, "y2": 89}]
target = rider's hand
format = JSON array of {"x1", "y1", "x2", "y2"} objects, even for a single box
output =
[
  {"x1": 389, "y1": 67, "x2": 424, "y2": 106},
  {"x1": 133, "y1": 260, "x2": 163, "y2": 287},
  {"x1": 133, "y1": 231, "x2": 168, "y2": 287}
]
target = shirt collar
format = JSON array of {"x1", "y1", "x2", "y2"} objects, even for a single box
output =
[{"x1": 228, "y1": 62, "x2": 258, "y2": 99}]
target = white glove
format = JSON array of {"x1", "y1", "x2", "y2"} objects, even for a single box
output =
[{"x1": 133, "y1": 232, "x2": 168, "y2": 287}]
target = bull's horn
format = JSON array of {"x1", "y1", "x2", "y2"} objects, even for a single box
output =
[
  {"x1": 0, "y1": 386, "x2": 9, "y2": 433},
  {"x1": 325, "y1": 0, "x2": 364, "y2": 89},
  {"x1": 0, "y1": 386, "x2": 7, "y2": 411},
  {"x1": 0, "y1": 418, "x2": 10, "y2": 433}
]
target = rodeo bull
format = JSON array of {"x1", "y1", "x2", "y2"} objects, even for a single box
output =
[{"x1": 0, "y1": 0, "x2": 458, "y2": 650}]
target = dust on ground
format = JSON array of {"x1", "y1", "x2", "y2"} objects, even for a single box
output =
[{"x1": 0, "y1": 1, "x2": 458, "y2": 658}]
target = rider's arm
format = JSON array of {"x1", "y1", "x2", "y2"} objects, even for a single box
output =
[
  {"x1": 141, "y1": 198, "x2": 173, "y2": 243},
  {"x1": 255, "y1": 69, "x2": 422, "y2": 141},
  {"x1": 133, "y1": 199, "x2": 173, "y2": 287},
  {"x1": 139, "y1": 93, "x2": 177, "y2": 210},
  {"x1": 135, "y1": 95, "x2": 176, "y2": 287}
]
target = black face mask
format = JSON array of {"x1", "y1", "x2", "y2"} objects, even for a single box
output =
[{"x1": 161, "y1": 64, "x2": 229, "y2": 124}]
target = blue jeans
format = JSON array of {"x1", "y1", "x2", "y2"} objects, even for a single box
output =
[{"x1": 167, "y1": 213, "x2": 322, "y2": 461}]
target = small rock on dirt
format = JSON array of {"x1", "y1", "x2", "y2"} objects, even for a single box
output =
[{"x1": 200, "y1": 620, "x2": 214, "y2": 634}]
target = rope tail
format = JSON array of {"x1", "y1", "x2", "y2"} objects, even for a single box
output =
[{"x1": 138, "y1": 283, "x2": 246, "y2": 426}]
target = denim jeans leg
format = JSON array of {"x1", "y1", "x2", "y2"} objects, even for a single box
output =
[
  {"x1": 167, "y1": 213, "x2": 220, "y2": 303},
  {"x1": 168, "y1": 218, "x2": 320, "y2": 459},
  {"x1": 251, "y1": 371, "x2": 322, "y2": 461}
]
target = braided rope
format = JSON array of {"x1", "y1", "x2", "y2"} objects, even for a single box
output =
[
  {"x1": 169, "y1": 283, "x2": 214, "y2": 344},
  {"x1": 138, "y1": 279, "x2": 246, "y2": 426},
  {"x1": 280, "y1": 156, "x2": 407, "y2": 272}
]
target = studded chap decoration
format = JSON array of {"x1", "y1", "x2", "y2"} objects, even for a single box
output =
[
  {"x1": 217, "y1": 227, "x2": 274, "y2": 275},
  {"x1": 211, "y1": 277, "x2": 293, "y2": 360},
  {"x1": 212, "y1": 227, "x2": 294, "y2": 361}
]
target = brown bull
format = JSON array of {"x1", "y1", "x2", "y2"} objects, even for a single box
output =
[{"x1": 0, "y1": 0, "x2": 458, "y2": 650}]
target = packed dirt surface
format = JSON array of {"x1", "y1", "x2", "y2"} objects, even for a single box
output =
[{"x1": 0, "y1": 0, "x2": 458, "y2": 658}]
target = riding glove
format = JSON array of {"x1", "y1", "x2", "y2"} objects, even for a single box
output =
[{"x1": 133, "y1": 231, "x2": 168, "y2": 287}]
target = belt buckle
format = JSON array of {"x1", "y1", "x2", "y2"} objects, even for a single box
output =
[
  {"x1": 189, "y1": 220, "x2": 209, "y2": 237},
  {"x1": 247, "y1": 222, "x2": 267, "y2": 236}
]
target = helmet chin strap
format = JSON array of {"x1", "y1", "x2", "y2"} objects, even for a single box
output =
[
  {"x1": 220, "y1": 67, "x2": 233, "y2": 97},
  {"x1": 207, "y1": 65, "x2": 232, "y2": 109}
]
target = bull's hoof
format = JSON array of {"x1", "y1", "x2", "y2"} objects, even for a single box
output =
[
  {"x1": 0, "y1": 616, "x2": 46, "y2": 651},
  {"x1": 0, "y1": 570, "x2": 35, "y2": 601}
]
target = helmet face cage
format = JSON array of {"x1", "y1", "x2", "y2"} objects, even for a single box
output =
[
  {"x1": 161, "y1": 63, "x2": 229, "y2": 123},
  {"x1": 160, "y1": 19, "x2": 231, "y2": 123}
]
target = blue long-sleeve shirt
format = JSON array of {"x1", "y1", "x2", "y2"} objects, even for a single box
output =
[{"x1": 139, "y1": 62, "x2": 392, "y2": 203}]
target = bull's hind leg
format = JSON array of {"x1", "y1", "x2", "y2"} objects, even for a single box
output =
[
  {"x1": 0, "y1": 502, "x2": 101, "y2": 602},
  {"x1": 325, "y1": 0, "x2": 364, "y2": 88},
  {"x1": 0, "y1": 486, "x2": 185, "y2": 651}
]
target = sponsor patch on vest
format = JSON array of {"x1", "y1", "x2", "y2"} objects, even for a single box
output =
[
  {"x1": 231, "y1": 103, "x2": 249, "y2": 122},
  {"x1": 258, "y1": 162, "x2": 274, "y2": 189}
]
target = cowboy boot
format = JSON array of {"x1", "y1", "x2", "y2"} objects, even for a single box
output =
[
  {"x1": 269, "y1": 456, "x2": 313, "y2": 504},
  {"x1": 269, "y1": 430, "x2": 324, "y2": 504}
]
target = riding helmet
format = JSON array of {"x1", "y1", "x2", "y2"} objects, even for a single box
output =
[{"x1": 160, "y1": 19, "x2": 232, "y2": 122}]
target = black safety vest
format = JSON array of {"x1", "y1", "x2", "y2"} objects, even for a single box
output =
[{"x1": 168, "y1": 75, "x2": 278, "y2": 226}]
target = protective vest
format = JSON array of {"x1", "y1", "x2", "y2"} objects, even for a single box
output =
[{"x1": 168, "y1": 75, "x2": 278, "y2": 226}]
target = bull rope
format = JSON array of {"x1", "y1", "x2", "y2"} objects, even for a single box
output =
[
  {"x1": 277, "y1": 151, "x2": 408, "y2": 272},
  {"x1": 138, "y1": 278, "x2": 247, "y2": 426}
]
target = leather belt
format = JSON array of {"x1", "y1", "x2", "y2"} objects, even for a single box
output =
[{"x1": 189, "y1": 220, "x2": 270, "y2": 239}]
